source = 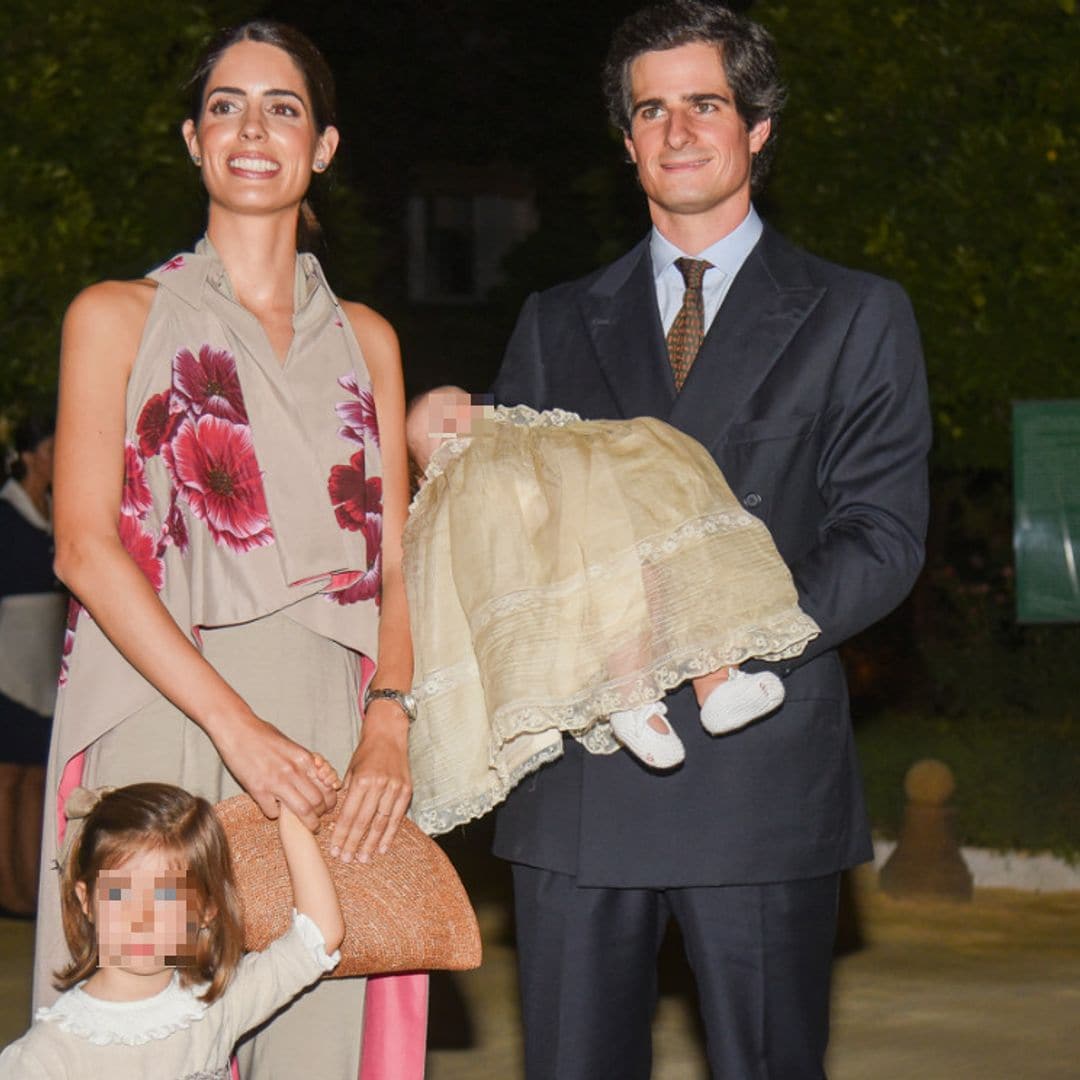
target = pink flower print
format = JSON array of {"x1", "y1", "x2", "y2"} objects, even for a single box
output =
[
  {"x1": 360, "y1": 508, "x2": 382, "y2": 570},
  {"x1": 164, "y1": 415, "x2": 274, "y2": 554},
  {"x1": 326, "y1": 552, "x2": 382, "y2": 607},
  {"x1": 57, "y1": 600, "x2": 82, "y2": 688},
  {"x1": 328, "y1": 449, "x2": 382, "y2": 532},
  {"x1": 164, "y1": 496, "x2": 189, "y2": 555},
  {"x1": 121, "y1": 443, "x2": 154, "y2": 520},
  {"x1": 160, "y1": 255, "x2": 185, "y2": 273},
  {"x1": 136, "y1": 390, "x2": 182, "y2": 457},
  {"x1": 173, "y1": 345, "x2": 248, "y2": 424},
  {"x1": 335, "y1": 373, "x2": 380, "y2": 447},
  {"x1": 119, "y1": 513, "x2": 165, "y2": 592}
]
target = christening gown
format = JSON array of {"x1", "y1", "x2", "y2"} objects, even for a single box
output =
[{"x1": 404, "y1": 405, "x2": 820, "y2": 835}]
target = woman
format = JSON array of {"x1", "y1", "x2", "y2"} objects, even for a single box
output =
[
  {"x1": 0, "y1": 418, "x2": 66, "y2": 915},
  {"x1": 35, "y1": 22, "x2": 414, "y2": 1077}
]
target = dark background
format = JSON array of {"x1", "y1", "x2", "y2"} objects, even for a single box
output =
[{"x1": 2, "y1": 0, "x2": 1077, "y2": 853}]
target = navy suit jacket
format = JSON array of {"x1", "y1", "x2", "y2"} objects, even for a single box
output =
[{"x1": 490, "y1": 225, "x2": 931, "y2": 887}]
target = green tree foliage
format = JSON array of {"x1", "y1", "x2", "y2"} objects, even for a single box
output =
[
  {"x1": 757, "y1": 0, "x2": 1079, "y2": 473},
  {"x1": 0, "y1": 1, "x2": 219, "y2": 414},
  {"x1": 0, "y1": 0, "x2": 377, "y2": 420}
]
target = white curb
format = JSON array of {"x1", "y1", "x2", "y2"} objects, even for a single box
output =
[{"x1": 872, "y1": 838, "x2": 1080, "y2": 892}]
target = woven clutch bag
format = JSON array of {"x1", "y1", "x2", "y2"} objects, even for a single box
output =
[{"x1": 214, "y1": 794, "x2": 481, "y2": 977}]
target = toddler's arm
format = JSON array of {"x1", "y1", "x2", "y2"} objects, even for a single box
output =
[{"x1": 278, "y1": 755, "x2": 345, "y2": 953}]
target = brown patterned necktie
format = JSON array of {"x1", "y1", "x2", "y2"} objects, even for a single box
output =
[{"x1": 666, "y1": 257, "x2": 713, "y2": 391}]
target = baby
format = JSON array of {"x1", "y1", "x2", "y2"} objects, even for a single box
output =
[{"x1": 403, "y1": 387, "x2": 818, "y2": 832}]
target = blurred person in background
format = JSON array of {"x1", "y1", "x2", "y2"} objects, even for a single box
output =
[{"x1": 0, "y1": 416, "x2": 66, "y2": 916}]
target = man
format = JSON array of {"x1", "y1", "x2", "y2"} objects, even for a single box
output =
[{"x1": 491, "y1": 2, "x2": 931, "y2": 1077}]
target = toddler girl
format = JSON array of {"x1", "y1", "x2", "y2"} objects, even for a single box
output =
[
  {"x1": 403, "y1": 387, "x2": 820, "y2": 835},
  {"x1": 0, "y1": 774, "x2": 343, "y2": 1078}
]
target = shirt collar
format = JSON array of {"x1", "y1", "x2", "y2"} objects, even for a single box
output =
[{"x1": 649, "y1": 205, "x2": 764, "y2": 281}]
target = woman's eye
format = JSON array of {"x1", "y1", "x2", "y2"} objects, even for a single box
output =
[
  {"x1": 107, "y1": 888, "x2": 124, "y2": 901},
  {"x1": 154, "y1": 887, "x2": 178, "y2": 902},
  {"x1": 208, "y1": 99, "x2": 236, "y2": 115},
  {"x1": 269, "y1": 103, "x2": 299, "y2": 117}
]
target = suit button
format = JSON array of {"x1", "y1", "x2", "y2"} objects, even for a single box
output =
[{"x1": 743, "y1": 492, "x2": 762, "y2": 508}]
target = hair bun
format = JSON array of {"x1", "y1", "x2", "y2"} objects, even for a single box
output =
[{"x1": 63, "y1": 786, "x2": 115, "y2": 821}]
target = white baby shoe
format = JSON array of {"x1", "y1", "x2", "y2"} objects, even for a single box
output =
[
  {"x1": 608, "y1": 701, "x2": 685, "y2": 769},
  {"x1": 699, "y1": 669, "x2": 785, "y2": 735}
]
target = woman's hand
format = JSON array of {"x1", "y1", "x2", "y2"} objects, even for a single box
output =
[
  {"x1": 213, "y1": 710, "x2": 338, "y2": 831},
  {"x1": 329, "y1": 699, "x2": 412, "y2": 863}
]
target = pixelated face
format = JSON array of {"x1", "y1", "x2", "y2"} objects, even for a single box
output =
[
  {"x1": 406, "y1": 388, "x2": 495, "y2": 471},
  {"x1": 89, "y1": 847, "x2": 200, "y2": 972}
]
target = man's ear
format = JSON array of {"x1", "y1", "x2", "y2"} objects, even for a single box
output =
[{"x1": 748, "y1": 117, "x2": 771, "y2": 155}]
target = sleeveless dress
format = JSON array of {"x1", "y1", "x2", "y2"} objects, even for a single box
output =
[
  {"x1": 404, "y1": 406, "x2": 821, "y2": 835},
  {"x1": 34, "y1": 239, "x2": 384, "y2": 1077}
]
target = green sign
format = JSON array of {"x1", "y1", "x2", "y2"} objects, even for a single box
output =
[{"x1": 1013, "y1": 401, "x2": 1080, "y2": 623}]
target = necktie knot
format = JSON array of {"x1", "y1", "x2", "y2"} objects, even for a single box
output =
[{"x1": 674, "y1": 257, "x2": 712, "y2": 291}]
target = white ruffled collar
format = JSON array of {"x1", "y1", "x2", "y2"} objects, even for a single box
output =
[
  {"x1": 0, "y1": 477, "x2": 51, "y2": 532},
  {"x1": 36, "y1": 972, "x2": 208, "y2": 1046}
]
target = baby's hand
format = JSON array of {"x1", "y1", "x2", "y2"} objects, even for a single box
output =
[{"x1": 308, "y1": 752, "x2": 341, "y2": 793}]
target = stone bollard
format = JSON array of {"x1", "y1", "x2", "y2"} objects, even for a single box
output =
[{"x1": 879, "y1": 759, "x2": 973, "y2": 901}]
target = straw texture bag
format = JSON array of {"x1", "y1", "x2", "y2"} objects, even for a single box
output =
[{"x1": 214, "y1": 794, "x2": 481, "y2": 977}]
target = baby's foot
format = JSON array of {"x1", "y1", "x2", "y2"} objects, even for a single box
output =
[
  {"x1": 699, "y1": 669, "x2": 785, "y2": 735},
  {"x1": 608, "y1": 702, "x2": 685, "y2": 769}
]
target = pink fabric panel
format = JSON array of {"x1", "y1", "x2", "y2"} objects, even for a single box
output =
[
  {"x1": 357, "y1": 653, "x2": 429, "y2": 1078},
  {"x1": 55, "y1": 751, "x2": 86, "y2": 846},
  {"x1": 359, "y1": 973, "x2": 430, "y2": 1080}
]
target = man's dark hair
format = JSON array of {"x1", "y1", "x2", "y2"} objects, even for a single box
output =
[{"x1": 602, "y1": 1, "x2": 787, "y2": 192}]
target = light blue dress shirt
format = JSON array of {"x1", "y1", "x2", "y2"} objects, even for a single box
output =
[{"x1": 651, "y1": 206, "x2": 764, "y2": 336}]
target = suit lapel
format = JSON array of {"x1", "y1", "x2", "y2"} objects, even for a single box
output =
[
  {"x1": 671, "y1": 228, "x2": 826, "y2": 447},
  {"x1": 582, "y1": 240, "x2": 676, "y2": 419}
]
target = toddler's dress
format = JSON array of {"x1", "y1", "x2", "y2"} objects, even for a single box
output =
[
  {"x1": 404, "y1": 406, "x2": 819, "y2": 835},
  {"x1": 0, "y1": 913, "x2": 336, "y2": 1079}
]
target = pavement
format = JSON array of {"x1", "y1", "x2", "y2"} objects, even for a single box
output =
[{"x1": 3, "y1": 847, "x2": 1078, "y2": 1078}]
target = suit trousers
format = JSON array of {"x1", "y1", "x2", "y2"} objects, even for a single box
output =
[{"x1": 511, "y1": 864, "x2": 840, "y2": 1079}]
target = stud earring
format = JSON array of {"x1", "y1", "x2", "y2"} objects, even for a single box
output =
[
  {"x1": 191, "y1": 153, "x2": 202, "y2": 166},
  {"x1": 314, "y1": 159, "x2": 327, "y2": 172}
]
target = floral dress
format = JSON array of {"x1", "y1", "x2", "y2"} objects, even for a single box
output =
[{"x1": 35, "y1": 239, "x2": 382, "y2": 1076}]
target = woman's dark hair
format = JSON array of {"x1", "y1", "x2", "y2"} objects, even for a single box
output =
[
  {"x1": 602, "y1": 0, "x2": 787, "y2": 193},
  {"x1": 187, "y1": 20, "x2": 337, "y2": 250},
  {"x1": 7, "y1": 415, "x2": 54, "y2": 482}
]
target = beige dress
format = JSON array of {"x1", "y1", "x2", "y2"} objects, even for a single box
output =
[
  {"x1": 35, "y1": 240, "x2": 384, "y2": 1078},
  {"x1": 404, "y1": 406, "x2": 820, "y2": 835}
]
